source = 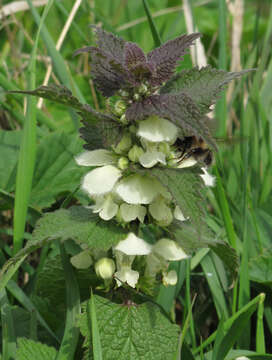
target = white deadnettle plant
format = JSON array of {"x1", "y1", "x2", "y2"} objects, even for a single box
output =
[{"x1": 75, "y1": 114, "x2": 214, "y2": 288}]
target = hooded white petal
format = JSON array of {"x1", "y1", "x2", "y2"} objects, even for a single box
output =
[
  {"x1": 114, "y1": 233, "x2": 152, "y2": 255},
  {"x1": 90, "y1": 196, "x2": 105, "y2": 213},
  {"x1": 115, "y1": 174, "x2": 160, "y2": 204},
  {"x1": 174, "y1": 206, "x2": 188, "y2": 221},
  {"x1": 200, "y1": 167, "x2": 215, "y2": 187},
  {"x1": 82, "y1": 165, "x2": 122, "y2": 196},
  {"x1": 139, "y1": 151, "x2": 166, "y2": 168},
  {"x1": 115, "y1": 267, "x2": 139, "y2": 288},
  {"x1": 99, "y1": 196, "x2": 119, "y2": 220},
  {"x1": 137, "y1": 116, "x2": 178, "y2": 143},
  {"x1": 75, "y1": 149, "x2": 115, "y2": 166},
  {"x1": 162, "y1": 270, "x2": 178, "y2": 286},
  {"x1": 119, "y1": 203, "x2": 146, "y2": 223},
  {"x1": 149, "y1": 197, "x2": 173, "y2": 225},
  {"x1": 177, "y1": 158, "x2": 197, "y2": 168},
  {"x1": 153, "y1": 238, "x2": 189, "y2": 261}
]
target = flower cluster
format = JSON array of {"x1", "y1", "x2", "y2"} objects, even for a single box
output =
[{"x1": 73, "y1": 26, "x2": 216, "y2": 290}]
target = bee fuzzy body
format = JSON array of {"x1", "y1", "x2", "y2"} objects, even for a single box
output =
[{"x1": 174, "y1": 136, "x2": 213, "y2": 167}]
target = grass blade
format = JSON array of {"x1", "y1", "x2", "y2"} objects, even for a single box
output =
[
  {"x1": 193, "y1": 293, "x2": 264, "y2": 355},
  {"x1": 6, "y1": 280, "x2": 60, "y2": 343},
  {"x1": 57, "y1": 242, "x2": 81, "y2": 360},
  {"x1": 89, "y1": 291, "x2": 103, "y2": 360},
  {"x1": 216, "y1": 0, "x2": 227, "y2": 136},
  {"x1": 142, "y1": 0, "x2": 162, "y2": 47},
  {"x1": 13, "y1": 0, "x2": 54, "y2": 254},
  {"x1": 26, "y1": 0, "x2": 85, "y2": 104},
  {"x1": 256, "y1": 293, "x2": 266, "y2": 353}
]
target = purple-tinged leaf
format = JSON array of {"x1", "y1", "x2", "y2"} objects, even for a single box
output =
[
  {"x1": 91, "y1": 26, "x2": 125, "y2": 64},
  {"x1": 147, "y1": 33, "x2": 201, "y2": 85},
  {"x1": 126, "y1": 93, "x2": 216, "y2": 148},
  {"x1": 75, "y1": 46, "x2": 127, "y2": 97},
  {"x1": 9, "y1": 84, "x2": 113, "y2": 123},
  {"x1": 124, "y1": 42, "x2": 154, "y2": 83},
  {"x1": 161, "y1": 66, "x2": 253, "y2": 114}
]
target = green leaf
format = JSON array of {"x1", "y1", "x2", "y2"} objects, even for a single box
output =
[
  {"x1": 10, "y1": 85, "x2": 115, "y2": 123},
  {"x1": 212, "y1": 293, "x2": 265, "y2": 360},
  {"x1": 249, "y1": 252, "x2": 272, "y2": 286},
  {"x1": 32, "y1": 206, "x2": 128, "y2": 250},
  {"x1": 30, "y1": 132, "x2": 86, "y2": 209},
  {"x1": 174, "y1": 223, "x2": 238, "y2": 279},
  {"x1": 56, "y1": 243, "x2": 80, "y2": 360},
  {"x1": 16, "y1": 338, "x2": 57, "y2": 360},
  {"x1": 0, "y1": 289, "x2": 17, "y2": 360},
  {"x1": 6, "y1": 280, "x2": 59, "y2": 344},
  {"x1": 0, "y1": 131, "x2": 88, "y2": 209},
  {"x1": 149, "y1": 167, "x2": 206, "y2": 233},
  {"x1": 89, "y1": 291, "x2": 103, "y2": 360},
  {"x1": 78, "y1": 295, "x2": 179, "y2": 360},
  {"x1": 161, "y1": 66, "x2": 252, "y2": 115}
]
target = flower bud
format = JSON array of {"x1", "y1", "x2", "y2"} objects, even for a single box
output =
[
  {"x1": 128, "y1": 145, "x2": 144, "y2": 162},
  {"x1": 113, "y1": 133, "x2": 132, "y2": 154},
  {"x1": 162, "y1": 270, "x2": 177, "y2": 286},
  {"x1": 133, "y1": 93, "x2": 140, "y2": 101},
  {"x1": 114, "y1": 100, "x2": 127, "y2": 116},
  {"x1": 118, "y1": 156, "x2": 129, "y2": 170},
  {"x1": 138, "y1": 83, "x2": 148, "y2": 95},
  {"x1": 95, "y1": 257, "x2": 116, "y2": 279}
]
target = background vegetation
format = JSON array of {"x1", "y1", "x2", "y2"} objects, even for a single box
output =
[{"x1": 0, "y1": 0, "x2": 272, "y2": 358}]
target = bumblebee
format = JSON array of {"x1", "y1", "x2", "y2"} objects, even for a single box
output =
[{"x1": 174, "y1": 136, "x2": 213, "y2": 167}]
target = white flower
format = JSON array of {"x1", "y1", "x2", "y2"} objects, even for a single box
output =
[
  {"x1": 235, "y1": 357, "x2": 250, "y2": 360},
  {"x1": 139, "y1": 151, "x2": 166, "y2": 168},
  {"x1": 75, "y1": 149, "x2": 116, "y2": 166},
  {"x1": 114, "y1": 250, "x2": 139, "y2": 288},
  {"x1": 162, "y1": 270, "x2": 178, "y2": 286},
  {"x1": 70, "y1": 251, "x2": 93, "y2": 269},
  {"x1": 200, "y1": 167, "x2": 215, "y2": 187},
  {"x1": 90, "y1": 194, "x2": 119, "y2": 220},
  {"x1": 137, "y1": 116, "x2": 178, "y2": 143},
  {"x1": 149, "y1": 197, "x2": 173, "y2": 226},
  {"x1": 82, "y1": 165, "x2": 122, "y2": 196},
  {"x1": 95, "y1": 257, "x2": 116, "y2": 279},
  {"x1": 115, "y1": 174, "x2": 162, "y2": 204},
  {"x1": 152, "y1": 238, "x2": 189, "y2": 261},
  {"x1": 174, "y1": 206, "x2": 188, "y2": 221},
  {"x1": 115, "y1": 267, "x2": 139, "y2": 288},
  {"x1": 119, "y1": 203, "x2": 146, "y2": 223},
  {"x1": 114, "y1": 233, "x2": 152, "y2": 255}
]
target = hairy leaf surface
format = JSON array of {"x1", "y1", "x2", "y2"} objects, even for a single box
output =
[
  {"x1": 32, "y1": 206, "x2": 128, "y2": 250},
  {"x1": 161, "y1": 66, "x2": 252, "y2": 114},
  {"x1": 78, "y1": 295, "x2": 179, "y2": 360},
  {"x1": 147, "y1": 33, "x2": 201, "y2": 85},
  {"x1": 149, "y1": 167, "x2": 207, "y2": 232},
  {"x1": 126, "y1": 93, "x2": 215, "y2": 148},
  {"x1": 9, "y1": 84, "x2": 115, "y2": 123},
  {"x1": 16, "y1": 338, "x2": 57, "y2": 360}
]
